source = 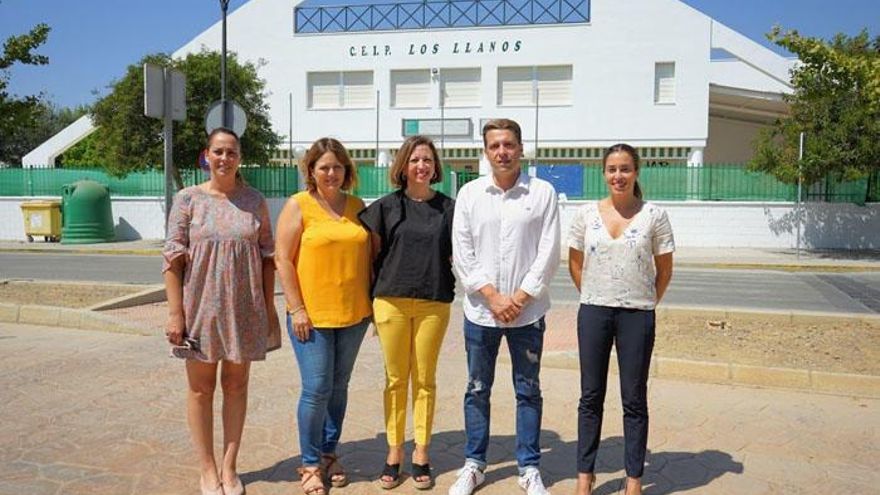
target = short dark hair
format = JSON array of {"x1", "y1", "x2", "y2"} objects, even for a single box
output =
[
  {"x1": 481, "y1": 118, "x2": 522, "y2": 147},
  {"x1": 302, "y1": 137, "x2": 358, "y2": 192},
  {"x1": 603, "y1": 143, "x2": 643, "y2": 199},
  {"x1": 388, "y1": 135, "x2": 443, "y2": 188}
]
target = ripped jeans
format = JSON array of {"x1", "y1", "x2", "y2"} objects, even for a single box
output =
[{"x1": 462, "y1": 316, "x2": 545, "y2": 469}]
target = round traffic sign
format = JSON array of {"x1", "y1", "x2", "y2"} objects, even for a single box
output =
[{"x1": 205, "y1": 100, "x2": 248, "y2": 137}]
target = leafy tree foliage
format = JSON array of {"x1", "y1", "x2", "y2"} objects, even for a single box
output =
[
  {"x1": 77, "y1": 49, "x2": 279, "y2": 183},
  {"x1": 751, "y1": 27, "x2": 880, "y2": 184},
  {"x1": 0, "y1": 20, "x2": 51, "y2": 164}
]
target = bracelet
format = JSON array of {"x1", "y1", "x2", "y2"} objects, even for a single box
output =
[{"x1": 287, "y1": 305, "x2": 306, "y2": 316}]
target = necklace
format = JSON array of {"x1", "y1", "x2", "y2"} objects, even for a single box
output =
[{"x1": 314, "y1": 191, "x2": 346, "y2": 216}]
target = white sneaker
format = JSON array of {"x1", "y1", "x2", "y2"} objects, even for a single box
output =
[
  {"x1": 448, "y1": 463, "x2": 485, "y2": 495},
  {"x1": 518, "y1": 467, "x2": 550, "y2": 495}
]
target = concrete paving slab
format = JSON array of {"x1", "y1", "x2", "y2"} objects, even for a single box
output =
[{"x1": 0, "y1": 321, "x2": 877, "y2": 494}]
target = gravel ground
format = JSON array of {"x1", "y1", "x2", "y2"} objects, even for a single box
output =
[{"x1": 0, "y1": 280, "x2": 145, "y2": 308}]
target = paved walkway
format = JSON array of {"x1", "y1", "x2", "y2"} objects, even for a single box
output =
[{"x1": 1, "y1": 319, "x2": 877, "y2": 495}]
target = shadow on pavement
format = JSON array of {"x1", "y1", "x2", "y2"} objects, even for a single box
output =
[
  {"x1": 576, "y1": 436, "x2": 744, "y2": 495},
  {"x1": 241, "y1": 430, "x2": 742, "y2": 494}
]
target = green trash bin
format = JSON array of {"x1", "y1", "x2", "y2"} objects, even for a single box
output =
[{"x1": 60, "y1": 180, "x2": 115, "y2": 244}]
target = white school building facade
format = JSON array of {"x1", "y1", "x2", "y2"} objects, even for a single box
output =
[{"x1": 13, "y1": 0, "x2": 879, "y2": 248}]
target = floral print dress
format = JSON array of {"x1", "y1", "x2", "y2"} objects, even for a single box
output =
[{"x1": 162, "y1": 185, "x2": 275, "y2": 362}]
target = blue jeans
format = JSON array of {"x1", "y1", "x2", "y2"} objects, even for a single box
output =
[
  {"x1": 462, "y1": 316, "x2": 545, "y2": 470},
  {"x1": 288, "y1": 316, "x2": 369, "y2": 467}
]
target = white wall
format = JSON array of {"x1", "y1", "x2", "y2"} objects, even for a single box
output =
[
  {"x1": 704, "y1": 115, "x2": 764, "y2": 163},
  {"x1": 3, "y1": 196, "x2": 878, "y2": 249}
]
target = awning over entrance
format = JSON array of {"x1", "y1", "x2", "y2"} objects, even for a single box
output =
[{"x1": 709, "y1": 84, "x2": 789, "y2": 125}]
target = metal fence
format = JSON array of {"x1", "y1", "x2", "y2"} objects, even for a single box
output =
[
  {"x1": 0, "y1": 166, "x2": 298, "y2": 198},
  {"x1": 0, "y1": 164, "x2": 876, "y2": 203}
]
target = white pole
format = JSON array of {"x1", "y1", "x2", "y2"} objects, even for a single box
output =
[
  {"x1": 288, "y1": 92, "x2": 293, "y2": 169},
  {"x1": 375, "y1": 90, "x2": 380, "y2": 166},
  {"x1": 533, "y1": 88, "x2": 539, "y2": 169},
  {"x1": 797, "y1": 131, "x2": 804, "y2": 260},
  {"x1": 440, "y1": 82, "x2": 445, "y2": 166}
]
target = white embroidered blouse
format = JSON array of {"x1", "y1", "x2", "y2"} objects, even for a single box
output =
[{"x1": 568, "y1": 201, "x2": 675, "y2": 310}]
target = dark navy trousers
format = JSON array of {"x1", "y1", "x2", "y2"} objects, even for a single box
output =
[{"x1": 576, "y1": 304, "x2": 655, "y2": 477}]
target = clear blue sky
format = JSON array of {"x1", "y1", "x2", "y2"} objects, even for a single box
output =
[{"x1": 1, "y1": 0, "x2": 877, "y2": 109}]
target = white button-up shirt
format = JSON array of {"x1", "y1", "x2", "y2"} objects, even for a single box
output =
[{"x1": 452, "y1": 172, "x2": 561, "y2": 327}]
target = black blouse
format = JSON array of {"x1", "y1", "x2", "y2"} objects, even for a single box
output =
[{"x1": 358, "y1": 190, "x2": 456, "y2": 303}]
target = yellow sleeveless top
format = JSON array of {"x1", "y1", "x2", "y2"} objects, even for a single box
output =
[{"x1": 294, "y1": 191, "x2": 372, "y2": 328}]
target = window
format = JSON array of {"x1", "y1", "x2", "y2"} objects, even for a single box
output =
[
  {"x1": 391, "y1": 70, "x2": 431, "y2": 108},
  {"x1": 498, "y1": 65, "x2": 572, "y2": 106},
  {"x1": 441, "y1": 68, "x2": 481, "y2": 108},
  {"x1": 654, "y1": 62, "x2": 675, "y2": 104},
  {"x1": 307, "y1": 71, "x2": 374, "y2": 109}
]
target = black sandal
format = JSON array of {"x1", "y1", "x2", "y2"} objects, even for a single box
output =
[
  {"x1": 379, "y1": 463, "x2": 402, "y2": 490},
  {"x1": 412, "y1": 463, "x2": 434, "y2": 490}
]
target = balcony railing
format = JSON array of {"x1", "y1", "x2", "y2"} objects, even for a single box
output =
[{"x1": 294, "y1": 0, "x2": 590, "y2": 34}]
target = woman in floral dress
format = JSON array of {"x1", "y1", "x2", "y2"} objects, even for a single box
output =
[{"x1": 163, "y1": 127, "x2": 278, "y2": 495}]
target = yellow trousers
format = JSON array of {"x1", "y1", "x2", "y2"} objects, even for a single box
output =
[{"x1": 373, "y1": 297, "x2": 450, "y2": 447}]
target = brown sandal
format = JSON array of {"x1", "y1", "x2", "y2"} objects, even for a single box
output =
[
  {"x1": 297, "y1": 466, "x2": 326, "y2": 495},
  {"x1": 321, "y1": 453, "x2": 348, "y2": 488}
]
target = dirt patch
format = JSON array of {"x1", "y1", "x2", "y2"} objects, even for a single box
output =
[
  {"x1": 0, "y1": 280, "x2": 146, "y2": 309},
  {"x1": 656, "y1": 312, "x2": 880, "y2": 375}
]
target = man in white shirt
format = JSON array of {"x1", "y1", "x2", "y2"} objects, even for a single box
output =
[{"x1": 449, "y1": 119, "x2": 561, "y2": 495}]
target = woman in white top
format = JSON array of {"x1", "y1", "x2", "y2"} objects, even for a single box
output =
[{"x1": 568, "y1": 143, "x2": 674, "y2": 495}]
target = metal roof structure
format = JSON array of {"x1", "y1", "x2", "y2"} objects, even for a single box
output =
[{"x1": 294, "y1": 0, "x2": 590, "y2": 33}]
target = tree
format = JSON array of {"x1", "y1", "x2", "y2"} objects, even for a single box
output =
[
  {"x1": 750, "y1": 27, "x2": 880, "y2": 185},
  {"x1": 0, "y1": 19, "x2": 51, "y2": 164},
  {"x1": 73, "y1": 49, "x2": 280, "y2": 184}
]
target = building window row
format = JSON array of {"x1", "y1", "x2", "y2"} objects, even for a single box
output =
[
  {"x1": 307, "y1": 62, "x2": 676, "y2": 109},
  {"x1": 307, "y1": 65, "x2": 575, "y2": 109}
]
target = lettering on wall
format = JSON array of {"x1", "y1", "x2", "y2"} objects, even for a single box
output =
[{"x1": 348, "y1": 40, "x2": 522, "y2": 57}]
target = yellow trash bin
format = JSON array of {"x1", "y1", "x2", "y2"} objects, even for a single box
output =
[{"x1": 20, "y1": 199, "x2": 62, "y2": 242}]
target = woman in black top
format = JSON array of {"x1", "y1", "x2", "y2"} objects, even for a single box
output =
[{"x1": 359, "y1": 135, "x2": 455, "y2": 490}]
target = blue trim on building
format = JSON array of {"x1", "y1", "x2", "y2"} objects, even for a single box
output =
[{"x1": 295, "y1": 0, "x2": 590, "y2": 34}]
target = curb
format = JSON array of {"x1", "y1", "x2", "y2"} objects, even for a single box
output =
[
  {"x1": 531, "y1": 352, "x2": 880, "y2": 399},
  {"x1": 675, "y1": 262, "x2": 880, "y2": 273},
  {"x1": 658, "y1": 304, "x2": 880, "y2": 323},
  {"x1": 0, "y1": 247, "x2": 162, "y2": 256},
  {"x1": 87, "y1": 284, "x2": 166, "y2": 311},
  {"x1": 0, "y1": 302, "x2": 155, "y2": 336},
  {"x1": 2, "y1": 246, "x2": 880, "y2": 272}
]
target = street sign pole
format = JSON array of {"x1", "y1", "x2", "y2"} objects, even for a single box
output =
[
  {"x1": 164, "y1": 69, "x2": 174, "y2": 225},
  {"x1": 144, "y1": 63, "x2": 186, "y2": 229},
  {"x1": 220, "y1": 0, "x2": 230, "y2": 128}
]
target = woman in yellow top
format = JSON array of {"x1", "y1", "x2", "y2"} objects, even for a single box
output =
[{"x1": 275, "y1": 137, "x2": 372, "y2": 495}]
